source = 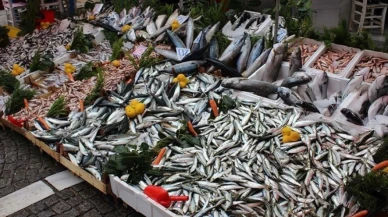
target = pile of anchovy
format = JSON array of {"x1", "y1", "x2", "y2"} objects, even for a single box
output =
[{"x1": 0, "y1": 22, "x2": 74, "y2": 70}]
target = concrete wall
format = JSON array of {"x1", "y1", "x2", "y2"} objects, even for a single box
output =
[{"x1": 312, "y1": 0, "x2": 351, "y2": 31}]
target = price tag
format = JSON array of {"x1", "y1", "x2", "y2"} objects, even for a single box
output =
[
  {"x1": 83, "y1": 23, "x2": 95, "y2": 35},
  {"x1": 58, "y1": 19, "x2": 71, "y2": 32},
  {"x1": 193, "y1": 31, "x2": 202, "y2": 44},
  {"x1": 133, "y1": 45, "x2": 147, "y2": 58},
  {"x1": 93, "y1": 4, "x2": 103, "y2": 15},
  {"x1": 177, "y1": 15, "x2": 188, "y2": 24},
  {"x1": 176, "y1": 48, "x2": 190, "y2": 61}
]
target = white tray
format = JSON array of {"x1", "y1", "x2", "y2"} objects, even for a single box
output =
[
  {"x1": 343, "y1": 49, "x2": 388, "y2": 85},
  {"x1": 306, "y1": 43, "x2": 361, "y2": 78},
  {"x1": 284, "y1": 37, "x2": 325, "y2": 69}
]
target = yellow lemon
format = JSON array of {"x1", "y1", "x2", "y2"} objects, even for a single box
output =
[
  {"x1": 135, "y1": 103, "x2": 145, "y2": 115},
  {"x1": 66, "y1": 44, "x2": 71, "y2": 50},
  {"x1": 281, "y1": 126, "x2": 292, "y2": 136},
  {"x1": 179, "y1": 81, "x2": 187, "y2": 88},
  {"x1": 112, "y1": 60, "x2": 120, "y2": 67},
  {"x1": 16, "y1": 67, "x2": 24, "y2": 74},
  {"x1": 383, "y1": 166, "x2": 388, "y2": 173},
  {"x1": 177, "y1": 74, "x2": 186, "y2": 81},
  {"x1": 130, "y1": 99, "x2": 140, "y2": 107},
  {"x1": 70, "y1": 65, "x2": 76, "y2": 71},
  {"x1": 172, "y1": 77, "x2": 178, "y2": 83},
  {"x1": 171, "y1": 22, "x2": 180, "y2": 31},
  {"x1": 13, "y1": 64, "x2": 19, "y2": 69},
  {"x1": 283, "y1": 135, "x2": 291, "y2": 143},
  {"x1": 125, "y1": 106, "x2": 137, "y2": 118},
  {"x1": 65, "y1": 68, "x2": 73, "y2": 74},
  {"x1": 64, "y1": 63, "x2": 72, "y2": 68},
  {"x1": 121, "y1": 25, "x2": 131, "y2": 32},
  {"x1": 11, "y1": 70, "x2": 18, "y2": 76},
  {"x1": 88, "y1": 15, "x2": 95, "y2": 20},
  {"x1": 290, "y1": 131, "x2": 301, "y2": 142}
]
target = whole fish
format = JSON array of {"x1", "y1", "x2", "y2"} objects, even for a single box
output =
[
  {"x1": 369, "y1": 75, "x2": 388, "y2": 103},
  {"x1": 261, "y1": 43, "x2": 288, "y2": 83},
  {"x1": 320, "y1": 71, "x2": 329, "y2": 99},
  {"x1": 242, "y1": 48, "x2": 271, "y2": 78},
  {"x1": 295, "y1": 101, "x2": 320, "y2": 113},
  {"x1": 165, "y1": 9, "x2": 179, "y2": 26},
  {"x1": 220, "y1": 34, "x2": 247, "y2": 59},
  {"x1": 221, "y1": 78, "x2": 278, "y2": 97},
  {"x1": 205, "y1": 21, "x2": 220, "y2": 43},
  {"x1": 342, "y1": 67, "x2": 369, "y2": 99},
  {"x1": 247, "y1": 38, "x2": 264, "y2": 67},
  {"x1": 368, "y1": 95, "x2": 388, "y2": 121},
  {"x1": 154, "y1": 48, "x2": 179, "y2": 61},
  {"x1": 277, "y1": 87, "x2": 299, "y2": 105},
  {"x1": 341, "y1": 108, "x2": 364, "y2": 125},
  {"x1": 191, "y1": 31, "x2": 203, "y2": 52},
  {"x1": 182, "y1": 45, "x2": 209, "y2": 62},
  {"x1": 208, "y1": 38, "x2": 219, "y2": 59},
  {"x1": 185, "y1": 18, "x2": 194, "y2": 49},
  {"x1": 205, "y1": 58, "x2": 241, "y2": 77},
  {"x1": 166, "y1": 30, "x2": 186, "y2": 48},
  {"x1": 289, "y1": 47, "x2": 302, "y2": 76},
  {"x1": 155, "y1": 15, "x2": 167, "y2": 29},
  {"x1": 161, "y1": 61, "x2": 206, "y2": 75},
  {"x1": 281, "y1": 71, "x2": 312, "y2": 88},
  {"x1": 146, "y1": 21, "x2": 157, "y2": 35},
  {"x1": 236, "y1": 36, "x2": 251, "y2": 73}
]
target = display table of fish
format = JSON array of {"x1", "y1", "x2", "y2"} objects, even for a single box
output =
[
  {"x1": 312, "y1": 48, "x2": 357, "y2": 74},
  {"x1": 350, "y1": 55, "x2": 388, "y2": 83}
]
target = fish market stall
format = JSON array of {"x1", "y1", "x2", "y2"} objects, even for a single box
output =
[{"x1": 1, "y1": 1, "x2": 388, "y2": 217}]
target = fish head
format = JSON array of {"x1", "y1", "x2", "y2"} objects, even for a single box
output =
[
  {"x1": 274, "y1": 42, "x2": 287, "y2": 55},
  {"x1": 221, "y1": 78, "x2": 241, "y2": 88},
  {"x1": 277, "y1": 87, "x2": 292, "y2": 98},
  {"x1": 294, "y1": 72, "x2": 312, "y2": 82},
  {"x1": 322, "y1": 72, "x2": 328, "y2": 84}
]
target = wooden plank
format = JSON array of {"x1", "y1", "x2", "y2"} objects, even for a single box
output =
[
  {"x1": 0, "y1": 118, "x2": 60, "y2": 161},
  {"x1": 59, "y1": 156, "x2": 107, "y2": 194}
]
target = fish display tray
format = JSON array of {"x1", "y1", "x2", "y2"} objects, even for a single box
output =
[
  {"x1": 0, "y1": 116, "x2": 60, "y2": 161},
  {"x1": 343, "y1": 49, "x2": 388, "y2": 85},
  {"x1": 305, "y1": 43, "x2": 361, "y2": 78},
  {"x1": 109, "y1": 176, "x2": 178, "y2": 217},
  {"x1": 284, "y1": 37, "x2": 326, "y2": 69}
]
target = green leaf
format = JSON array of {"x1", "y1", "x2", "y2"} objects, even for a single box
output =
[{"x1": 113, "y1": 146, "x2": 128, "y2": 154}]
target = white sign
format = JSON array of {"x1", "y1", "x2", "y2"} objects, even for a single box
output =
[
  {"x1": 83, "y1": 23, "x2": 95, "y2": 35},
  {"x1": 176, "y1": 48, "x2": 190, "y2": 61},
  {"x1": 193, "y1": 31, "x2": 202, "y2": 44},
  {"x1": 93, "y1": 4, "x2": 104, "y2": 15},
  {"x1": 177, "y1": 15, "x2": 188, "y2": 25},
  {"x1": 58, "y1": 19, "x2": 71, "y2": 32},
  {"x1": 133, "y1": 45, "x2": 147, "y2": 58}
]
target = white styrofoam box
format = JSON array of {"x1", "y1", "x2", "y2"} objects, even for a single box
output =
[
  {"x1": 343, "y1": 49, "x2": 388, "y2": 85},
  {"x1": 109, "y1": 176, "x2": 179, "y2": 217},
  {"x1": 284, "y1": 37, "x2": 326, "y2": 69},
  {"x1": 306, "y1": 43, "x2": 361, "y2": 78},
  {"x1": 93, "y1": 28, "x2": 105, "y2": 44},
  {"x1": 54, "y1": 53, "x2": 71, "y2": 65}
]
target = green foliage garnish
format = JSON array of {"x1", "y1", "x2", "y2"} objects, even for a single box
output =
[
  {"x1": 215, "y1": 32, "x2": 230, "y2": 55},
  {"x1": 128, "y1": 45, "x2": 159, "y2": 70},
  {"x1": 112, "y1": 0, "x2": 140, "y2": 13},
  {"x1": 104, "y1": 143, "x2": 160, "y2": 184},
  {"x1": 75, "y1": 62, "x2": 99, "y2": 80},
  {"x1": 142, "y1": 0, "x2": 174, "y2": 16},
  {"x1": 0, "y1": 71, "x2": 20, "y2": 93},
  {"x1": 46, "y1": 96, "x2": 67, "y2": 118},
  {"x1": 84, "y1": 68, "x2": 104, "y2": 105},
  {"x1": 103, "y1": 30, "x2": 119, "y2": 47},
  {"x1": 5, "y1": 87, "x2": 35, "y2": 115},
  {"x1": 29, "y1": 52, "x2": 55, "y2": 72},
  {"x1": 187, "y1": 0, "x2": 228, "y2": 29},
  {"x1": 251, "y1": 35, "x2": 262, "y2": 47},
  {"x1": 70, "y1": 28, "x2": 94, "y2": 53},
  {"x1": 346, "y1": 171, "x2": 388, "y2": 213},
  {"x1": 0, "y1": 26, "x2": 10, "y2": 48},
  {"x1": 219, "y1": 95, "x2": 236, "y2": 113},
  {"x1": 373, "y1": 137, "x2": 388, "y2": 164},
  {"x1": 110, "y1": 38, "x2": 124, "y2": 61},
  {"x1": 19, "y1": 0, "x2": 40, "y2": 34}
]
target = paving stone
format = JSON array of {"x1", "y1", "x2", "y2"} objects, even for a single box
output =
[
  {"x1": 79, "y1": 188, "x2": 98, "y2": 199},
  {"x1": 26, "y1": 168, "x2": 39, "y2": 177},
  {"x1": 29, "y1": 162, "x2": 42, "y2": 169},
  {"x1": 37, "y1": 210, "x2": 56, "y2": 217},
  {"x1": 58, "y1": 188, "x2": 75, "y2": 200},
  {"x1": 43, "y1": 195, "x2": 60, "y2": 207},
  {"x1": 82, "y1": 209, "x2": 102, "y2": 217},
  {"x1": 4, "y1": 163, "x2": 16, "y2": 170},
  {"x1": 66, "y1": 195, "x2": 83, "y2": 207},
  {"x1": 58, "y1": 208, "x2": 80, "y2": 217},
  {"x1": 13, "y1": 179, "x2": 31, "y2": 189},
  {"x1": 29, "y1": 201, "x2": 47, "y2": 214},
  {"x1": 77, "y1": 200, "x2": 94, "y2": 212},
  {"x1": 96, "y1": 201, "x2": 115, "y2": 214},
  {"x1": 0, "y1": 178, "x2": 12, "y2": 188},
  {"x1": 72, "y1": 182, "x2": 88, "y2": 192},
  {"x1": 52, "y1": 201, "x2": 71, "y2": 214},
  {"x1": 89, "y1": 195, "x2": 105, "y2": 206},
  {"x1": 8, "y1": 209, "x2": 32, "y2": 217}
]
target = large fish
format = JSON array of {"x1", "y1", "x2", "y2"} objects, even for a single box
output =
[
  {"x1": 261, "y1": 43, "x2": 287, "y2": 83},
  {"x1": 236, "y1": 36, "x2": 251, "y2": 73},
  {"x1": 368, "y1": 95, "x2": 388, "y2": 121},
  {"x1": 166, "y1": 30, "x2": 186, "y2": 48},
  {"x1": 161, "y1": 61, "x2": 206, "y2": 75},
  {"x1": 185, "y1": 18, "x2": 194, "y2": 49},
  {"x1": 342, "y1": 67, "x2": 369, "y2": 99},
  {"x1": 206, "y1": 58, "x2": 241, "y2": 77},
  {"x1": 247, "y1": 38, "x2": 264, "y2": 67},
  {"x1": 205, "y1": 21, "x2": 220, "y2": 43},
  {"x1": 281, "y1": 71, "x2": 312, "y2": 88},
  {"x1": 289, "y1": 47, "x2": 302, "y2": 76},
  {"x1": 242, "y1": 48, "x2": 271, "y2": 78},
  {"x1": 208, "y1": 38, "x2": 219, "y2": 59},
  {"x1": 221, "y1": 78, "x2": 278, "y2": 97}
]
